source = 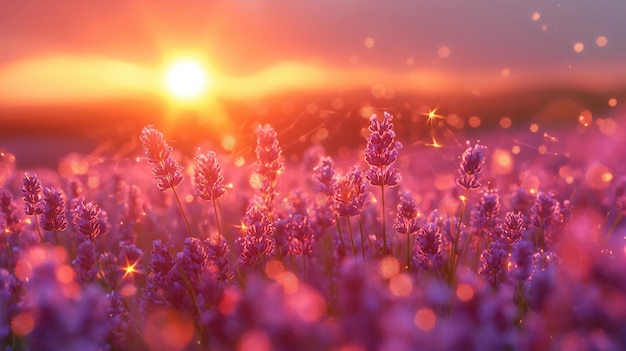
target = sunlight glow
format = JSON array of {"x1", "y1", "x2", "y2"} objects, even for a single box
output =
[{"x1": 166, "y1": 60, "x2": 209, "y2": 99}]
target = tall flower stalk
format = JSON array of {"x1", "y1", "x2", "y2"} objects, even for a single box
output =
[
  {"x1": 194, "y1": 149, "x2": 227, "y2": 238},
  {"x1": 332, "y1": 167, "x2": 368, "y2": 259},
  {"x1": 253, "y1": 124, "x2": 284, "y2": 217},
  {"x1": 41, "y1": 187, "x2": 68, "y2": 245},
  {"x1": 365, "y1": 112, "x2": 402, "y2": 255},
  {"x1": 22, "y1": 172, "x2": 44, "y2": 241},
  {"x1": 139, "y1": 125, "x2": 191, "y2": 235}
]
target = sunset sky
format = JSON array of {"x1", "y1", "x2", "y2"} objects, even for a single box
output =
[{"x1": 1, "y1": 0, "x2": 625, "y2": 105}]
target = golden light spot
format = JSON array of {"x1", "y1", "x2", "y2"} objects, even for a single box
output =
[
  {"x1": 276, "y1": 271, "x2": 299, "y2": 294},
  {"x1": 286, "y1": 285, "x2": 326, "y2": 323},
  {"x1": 379, "y1": 256, "x2": 400, "y2": 279},
  {"x1": 578, "y1": 110, "x2": 592, "y2": 127},
  {"x1": 238, "y1": 329, "x2": 271, "y2": 351},
  {"x1": 437, "y1": 46, "x2": 451, "y2": 59},
  {"x1": 531, "y1": 12, "x2": 541, "y2": 21},
  {"x1": 166, "y1": 60, "x2": 209, "y2": 99},
  {"x1": 511, "y1": 145, "x2": 521, "y2": 155},
  {"x1": 538, "y1": 145, "x2": 547, "y2": 155},
  {"x1": 122, "y1": 259, "x2": 141, "y2": 280},
  {"x1": 264, "y1": 259, "x2": 285, "y2": 280},
  {"x1": 468, "y1": 115, "x2": 481, "y2": 128},
  {"x1": 87, "y1": 176, "x2": 100, "y2": 189},
  {"x1": 234, "y1": 156, "x2": 245, "y2": 167},
  {"x1": 185, "y1": 194, "x2": 194, "y2": 203},
  {"x1": 359, "y1": 104, "x2": 375, "y2": 119},
  {"x1": 559, "y1": 166, "x2": 576, "y2": 185},
  {"x1": 421, "y1": 106, "x2": 445, "y2": 123},
  {"x1": 608, "y1": 98, "x2": 617, "y2": 107},
  {"x1": 446, "y1": 114, "x2": 464, "y2": 130},
  {"x1": 521, "y1": 173, "x2": 540, "y2": 194},
  {"x1": 11, "y1": 312, "x2": 34, "y2": 336},
  {"x1": 529, "y1": 123, "x2": 539, "y2": 133},
  {"x1": 249, "y1": 173, "x2": 263, "y2": 190},
  {"x1": 596, "y1": 118, "x2": 617, "y2": 135},
  {"x1": 56, "y1": 264, "x2": 75, "y2": 284},
  {"x1": 573, "y1": 42, "x2": 584, "y2": 53},
  {"x1": 499, "y1": 117, "x2": 512, "y2": 129},
  {"x1": 491, "y1": 148, "x2": 513, "y2": 175},
  {"x1": 585, "y1": 163, "x2": 612, "y2": 190},
  {"x1": 414, "y1": 308, "x2": 437, "y2": 331},
  {"x1": 144, "y1": 309, "x2": 195, "y2": 351},
  {"x1": 596, "y1": 36, "x2": 608, "y2": 47},
  {"x1": 456, "y1": 283, "x2": 475, "y2": 302},
  {"x1": 364, "y1": 37, "x2": 375, "y2": 48},
  {"x1": 221, "y1": 135, "x2": 236, "y2": 151},
  {"x1": 389, "y1": 273, "x2": 413, "y2": 297},
  {"x1": 501, "y1": 68, "x2": 511, "y2": 78}
]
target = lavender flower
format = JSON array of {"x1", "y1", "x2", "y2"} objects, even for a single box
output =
[
  {"x1": 479, "y1": 241, "x2": 508, "y2": 288},
  {"x1": 286, "y1": 214, "x2": 315, "y2": 257},
  {"x1": 332, "y1": 167, "x2": 368, "y2": 218},
  {"x1": 72, "y1": 240, "x2": 98, "y2": 283},
  {"x1": 502, "y1": 211, "x2": 526, "y2": 246},
  {"x1": 470, "y1": 189, "x2": 501, "y2": 239},
  {"x1": 456, "y1": 142, "x2": 487, "y2": 190},
  {"x1": 509, "y1": 240, "x2": 534, "y2": 282},
  {"x1": 254, "y1": 124, "x2": 284, "y2": 211},
  {"x1": 194, "y1": 150, "x2": 226, "y2": 201},
  {"x1": 22, "y1": 172, "x2": 43, "y2": 216},
  {"x1": 236, "y1": 198, "x2": 276, "y2": 266},
  {"x1": 365, "y1": 112, "x2": 402, "y2": 187},
  {"x1": 205, "y1": 234, "x2": 234, "y2": 283},
  {"x1": 394, "y1": 190, "x2": 420, "y2": 235},
  {"x1": 530, "y1": 191, "x2": 562, "y2": 230},
  {"x1": 72, "y1": 199, "x2": 103, "y2": 241},
  {"x1": 41, "y1": 187, "x2": 68, "y2": 233},
  {"x1": 313, "y1": 156, "x2": 336, "y2": 197},
  {"x1": 139, "y1": 125, "x2": 183, "y2": 191},
  {"x1": 1, "y1": 188, "x2": 23, "y2": 235},
  {"x1": 412, "y1": 223, "x2": 444, "y2": 271}
]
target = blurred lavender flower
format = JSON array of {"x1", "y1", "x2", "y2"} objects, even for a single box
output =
[
  {"x1": 41, "y1": 187, "x2": 68, "y2": 233},
  {"x1": 205, "y1": 234, "x2": 234, "y2": 284},
  {"x1": 364, "y1": 112, "x2": 402, "y2": 187},
  {"x1": 412, "y1": 223, "x2": 444, "y2": 271},
  {"x1": 479, "y1": 241, "x2": 508, "y2": 288},
  {"x1": 332, "y1": 167, "x2": 368, "y2": 218},
  {"x1": 394, "y1": 190, "x2": 420, "y2": 235},
  {"x1": 457, "y1": 143, "x2": 487, "y2": 190},
  {"x1": 142, "y1": 239, "x2": 174, "y2": 309},
  {"x1": 194, "y1": 150, "x2": 226, "y2": 201},
  {"x1": 1, "y1": 188, "x2": 23, "y2": 236},
  {"x1": 254, "y1": 124, "x2": 284, "y2": 212},
  {"x1": 313, "y1": 156, "x2": 336, "y2": 197},
  {"x1": 22, "y1": 171, "x2": 43, "y2": 216},
  {"x1": 139, "y1": 125, "x2": 183, "y2": 191},
  {"x1": 72, "y1": 200, "x2": 103, "y2": 241},
  {"x1": 530, "y1": 191, "x2": 562, "y2": 248},
  {"x1": 236, "y1": 198, "x2": 276, "y2": 266},
  {"x1": 286, "y1": 214, "x2": 315, "y2": 257},
  {"x1": 501, "y1": 212, "x2": 526, "y2": 246},
  {"x1": 509, "y1": 240, "x2": 534, "y2": 282},
  {"x1": 176, "y1": 237, "x2": 207, "y2": 288},
  {"x1": 470, "y1": 189, "x2": 501, "y2": 241},
  {"x1": 72, "y1": 240, "x2": 98, "y2": 283}
]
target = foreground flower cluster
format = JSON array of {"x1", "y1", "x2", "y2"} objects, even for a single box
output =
[{"x1": 1, "y1": 112, "x2": 626, "y2": 350}]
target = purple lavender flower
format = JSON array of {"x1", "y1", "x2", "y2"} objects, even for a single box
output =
[
  {"x1": 509, "y1": 240, "x2": 534, "y2": 282},
  {"x1": 1, "y1": 188, "x2": 23, "y2": 235},
  {"x1": 72, "y1": 240, "x2": 98, "y2": 283},
  {"x1": 176, "y1": 237, "x2": 207, "y2": 287},
  {"x1": 22, "y1": 172, "x2": 43, "y2": 216},
  {"x1": 72, "y1": 199, "x2": 103, "y2": 241},
  {"x1": 286, "y1": 214, "x2": 315, "y2": 257},
  {"x1": 332, "y1": 167, "x2": 368, "y2": 218},
  {"x1": 205, "y1": 234, "x2": 234, "y2": 283},
  {"x1": 456, "y1": 142, "x2": 487, "y2": 190},
  {"x1": 139, "y1": 125, "x2": 183, "y2": 191},
  {"x1": 41, "y1": 187, "x2": 68, "y2": 233},
  {"x1": 236, "y1": 198, "x2": 276, "y2": 266},
  {"x1": 194, "y1": 150, "x2": 226, "y2": 201},
  {"x1": 502, "y1": 211, "x2": 526, "y2": 246},
  {"x1": 412, "y1": 223, "x2": 444, "y2": 271},
  {"x1": 479, "y1": 240, "x2": 508, "y2": 288},
  {"x1": 530, "y1": 191, "x2": 562, "y2": 230},
  {"x1": 254, "y1": 124, "x2": 284, "y2": 212},
  {"x1": 365, "y1": 112, "x2": 402, "y2": 187},
  {"x1": 313, "y1": 156, "x2": 336, "y2": 197},
  {"x1": 394, "y1": 190, "x2": 420, "y2": 235}
]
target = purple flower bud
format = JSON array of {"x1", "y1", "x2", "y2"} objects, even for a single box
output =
[
  {"x1": 41, "y1": 187, "x2": 68, "y2": 232},
  {"x1": 457, "y1": 143, "x2": 487, "y2": 190},
  {"x1": 394, "y1": 190, "x2": 420, "y2": 234},
  {"x1": 254, "y1": 124, "x2": 284, "y2": 210},
  {"x1": 332, "y1": 167, "x2": 369, "y2": 217},
  {"x1": 286, "y1": 214, "x2": 315, "y2": 256},
  {"x1": 412, "y1": 223, "x2": 444, "y2": 271},
  {"x1": 479, "y1": 241, "x2": 508, "y2": 287},
  {"x1": 22, "y1": 172, "x2": 43, "y2": 216},
  {"x1": 72, "y1": 240, "x2": 98, "y2": 283},
  {"x1": 72, "y1": 200, "x2": 102, "y2": 240},
  {"x1": 140, "y1": 125, "x2": 184, "y2": 191},
  {"x1": 502, "y1": 211, "x2": 526, "y2": 245},
  {"x1": 530, "y1": 191, "x2": 562, "y2": 230},
  {"x1": 236, "y1": 197, "x2": 276, "y2": 266},
  {"x1": 194, "y1": 150, "x2": 226, "y2": 201},
  {"x1": 313, "y1": 156, "x2": 336, "y2": 197},
  {"x1": 365, "y1": 112, "x2": 402, "y2": 187}
]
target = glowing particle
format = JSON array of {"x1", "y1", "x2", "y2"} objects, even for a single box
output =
[
  {"x1": 359, "y1": 104, "x2": 375, "y2": 119},
  {"x1": 541, "y1": 24, "x2": 548, "y2": 31},
  {"x1": 596, "y1": 118, "x2": 617, "y2": 136},
  {"x1": 389, "y1": 273, "x2": 413, "y2": 297},
  {"x1": 538, "y1": 145, "x2": 547, "y2": 155},
  {"x1": 529, "y1": 123, "x2": 539, "y2": 133},
  {"x1": 501, "y1": 68, "x2": 511, "y2": 78},
  {"x1": 56, "y1": 265, "x2": 75, "y2": 284},
  {"x1": 234, "y1": 156, "x2": 245, "y2": 167},
  {"x1": 573, "y1": 42, "x2": 584, "y2": 53},
  {"x1": 364, "y1": 37, "x2": 375, "y2": 48},
  {"x1": 380, "y1": 256, "x2": 400, "y2": 279},
  {"x1": 532, "y1": 12, "x2": 541, "y2": 21},
  {"x1": 87, "y1": 176, "x2": 100, "y2": 189},
  {"x1": 491, "y1": 148, "x2": 513, "y2": 175},
  {"x1": 276, "y1": 271, "x2": 299, "y2": 294},
  {"x1": 578, "y1": 110, "x2": 592, "y2": 127},
  {"x1": 499, "y1": 117, "x2": 512, "y2": 129},
  {"x1": 437, "y1": 46, "x2": 450, "y2": 59},
  {"x1": 596, "y1": 36, "x2": 608, "y2": 47},
  {"x1": 414, "y1": 308, "x2": 437, "y2": 331},
  {"x1": 468, "y1": 115, "x2": 481, "y2": 128},
  {"x1": 456, "y1": 283, "x2": 474, "y2": 302},
  {"x1": 264, "y1": 259, "x2": 285, "y2": 279},
  {"x1": 585, "y1": 163, "x2": 612, "y2": 189},
  {"x1": 446, "y1": 114, "x2": 464, "y2": 130},
  {"x1": 608, "y1": 98, "x2": 617, "y2": 107},
  {"x1": 221, "y1": 135, "x2": 236, "y2": 151},
  {"x1": 11, "y1": 312, "x2": 35, "y2": 336},
  {"x1": 185, "y1": 194, "x2": 194, "y2": 203}
]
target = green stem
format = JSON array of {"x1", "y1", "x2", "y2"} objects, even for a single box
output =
[
  {"x1": 406, "y1": 230, "x2": 411, "y2": 269},
  {"x1": 335, "y1": 215, "x2": 346, "y2": 255},
  {"x1": 171, "y1": 186, "x2": 194, "y2": 236},
  {"x1": 33, "y1": 212, "x2": 43, "y2": 242},
  {"x1": 380, "y1": 183, "x2": 388, "y2": 255},
  {"x1": 302, "y1": 255, "x2": 307, "y2": 281},
  {"x1": 212, "y1": 198, "x2": 222, "y2": 237},
  {"x1": 347, "y1": 217, "x2": 357, "y2": 257},
  {"x1": 450, "y1": 187, "x2": 470, "y2": 283}
]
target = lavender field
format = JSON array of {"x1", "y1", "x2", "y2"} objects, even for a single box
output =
[{"x1": 1, "y1": 108, "x2": 626, "y2": 351}]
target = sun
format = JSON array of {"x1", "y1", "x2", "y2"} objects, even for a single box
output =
[{"x1": 166, "y1": 60, "x2": 209, "y2": 99}]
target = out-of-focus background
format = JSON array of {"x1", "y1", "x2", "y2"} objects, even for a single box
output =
[{"x1": 1, "y1": 1, "x2": 625, "y2": 168}]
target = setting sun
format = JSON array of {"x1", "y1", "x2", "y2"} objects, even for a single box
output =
[{"x1": 166, "y1": 60, "x2": 209, "y2": 99}]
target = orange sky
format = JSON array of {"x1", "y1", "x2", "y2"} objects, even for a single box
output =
[{"x1": 1, "y1": 1, "x2": 625, "y2": 106}]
